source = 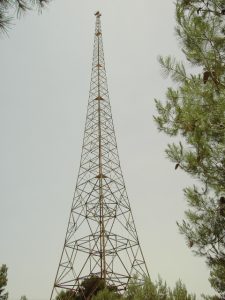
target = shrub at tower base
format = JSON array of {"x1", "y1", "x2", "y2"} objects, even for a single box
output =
[
  {"x1": 154, "y1": 0, "x2": 225, "y2": 298},
  {"x1": 55, "y1": 276, "x2": 118, "y2": 300}
]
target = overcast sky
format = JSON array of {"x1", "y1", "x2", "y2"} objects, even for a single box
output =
[{"x1": 0, "y1": 1, "x2": 215, "y2": 299}]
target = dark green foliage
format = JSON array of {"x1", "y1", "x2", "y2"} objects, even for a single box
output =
[
  {"x1": 172, "y1": 280, "x2": 195, "y2": 300},
  {"x1": 55, "y1": 276, "x2": 107, "y2": 300},
  {"x1": 93, "y1": 288, "x2": 121, "y2": 300},
  {"x1": 93, "y1": 276, "x2": 196, "y2": 300},
  {"x1": 201, "y1": 295, "x2": 221, "y2": 300},
  {"x1": 209, "y1": 262, "x2": 225, "y2": 296},
  {"x1": 126, "y1": 276, "x2": 195, "y2": 300},
  {"x1": 55, "y1": 290, "x2": 77, "y2": 300},
  {"x1": 124, "y1": 276, "x2": 158, "y2": 300},
  {"x1": 0, "y1": 0, "x2": 49, "y2": 33},
  {"x1": 20, "y1": 296, "x2": 28, "y2": 300},
  {"x1": 0, "y1": 265, "x2": 8, "y2": 300},
  {"x1": 154, "y1": 0, "x2": 225, "y2": 297},
  {"x1": 80, "y1": 275, "x2": 105, "y2": 299}
]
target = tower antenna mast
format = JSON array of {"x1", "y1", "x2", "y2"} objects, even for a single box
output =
[{"x1": 50, "y1": 12, "x2": 149, "y2": 300}]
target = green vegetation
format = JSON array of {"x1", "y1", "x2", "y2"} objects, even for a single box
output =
[
  {"x1": 0, "y1": 265, "x2": 8, "y2": 300},
  {"x1": 20, "y1": 296, "x2": 28, "y2": 300},
  {"x1": 55, "y1": 276, "x2": 110, "y2": 300},
  {"x1": 93, "y1": 277, "x2": 196, "y2": 300},
  {"x1": 154, "y1": 0, "x2": 225, "y2": 298},
  {"x1": 0, "y1": 0, "x2": 49, "y2": 33},
  {"x1": 55, "y1": 276, "x2": 195, "y2": 300}
]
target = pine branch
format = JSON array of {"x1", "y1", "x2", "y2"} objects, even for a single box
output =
[{"x1": 0, "y1": 0, "x2": 50, "y2": 33}]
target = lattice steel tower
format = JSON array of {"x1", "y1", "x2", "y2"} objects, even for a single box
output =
[{"x1": 50, "y1": 12, "x2": 149, "y2": 299}]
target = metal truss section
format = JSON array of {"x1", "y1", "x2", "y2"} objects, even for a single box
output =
[{"x1": 50, "y1": 12, "x2": 149, "y2": 300}]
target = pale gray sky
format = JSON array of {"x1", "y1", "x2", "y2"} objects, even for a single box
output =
[{"x1": 0, "y1": 1, "x2": 214, "y2": 299}]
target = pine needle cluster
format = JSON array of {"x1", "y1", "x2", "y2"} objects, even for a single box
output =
[
  {"x1": 154, "y1": 0, "x2": 225, "y2": 297},
  {"x1": 0, "y1": 0, "x2": 49, "y2": 33}
]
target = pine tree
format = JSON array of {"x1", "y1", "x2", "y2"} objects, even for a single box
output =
[
  {"x1": 0, "y1": 0, "x2": 49, "y2": 33},
  {"x1": 123, "y1": 276, "x2": 195, "y2": 300},
  {"x1": 0, "y1": 265, "x2": 8, "y2": 300},
  {"x1": 154, "y1": 0, "x2": 225, "y2": 297}
]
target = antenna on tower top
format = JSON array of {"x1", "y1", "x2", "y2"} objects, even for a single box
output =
[{"x1": 94, "y1": 11, "x2": 101, "y2": 17}]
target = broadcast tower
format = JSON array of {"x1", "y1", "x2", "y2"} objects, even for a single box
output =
[{"x1": 50, "y1": 12, "x2": 149, "y2": 300}]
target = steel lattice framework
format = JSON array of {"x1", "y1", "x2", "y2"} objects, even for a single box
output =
[{"x1": 50, "y1": 12, "x2": 149, "y2": 300}]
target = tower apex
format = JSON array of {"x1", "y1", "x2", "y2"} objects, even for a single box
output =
[{"x1": 94, "y1": 11, "x2": 101, "y2": 17}]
